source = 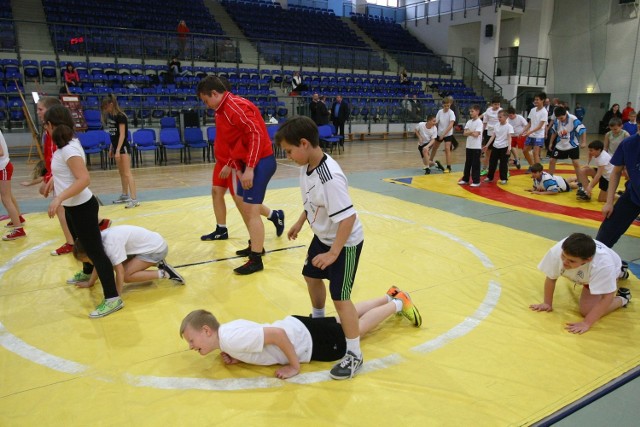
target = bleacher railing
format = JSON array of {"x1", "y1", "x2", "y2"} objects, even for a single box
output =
[
  {"x1": 493, "y1": 55, "x2": 548, "y2": 86},
  {"x1": 404, "y1": 0, "x2": 524, "y2": 21}
]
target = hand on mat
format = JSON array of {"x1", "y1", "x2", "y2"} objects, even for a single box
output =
[
  {"x1": 529, "y1": 303, "x2": 552, "y2": 312},
  {"x1": 312, "y1": 252, "x2": 337, "y2": 270},
  {"x1": 75, "y1": 281, "x2": 94, "y2": 289},
  {"x1": 220, "y1": 352, "x2": 239, "y2": 365},
  {"x1": 565, "y1": 321, "x2": 590, "y2": 334},
  {"x1": 275, "y1": 364, "x2": 299, "y2": 379}
]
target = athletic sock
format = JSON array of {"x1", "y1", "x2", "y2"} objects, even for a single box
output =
[
  {"x1": 312, "y1": 307, "x2": 325, "y2": 318},
  {"x1": 345, "y1": 336, "x2": 361, "y2": 357},
  {"x1": 267, "y1": 210, "x2": 274, "y2": 220},
  {"x1": 158, "y1": 269, "x2": 165, "y2": 279},
  {"x1": 217, "y1": 224, "x2": 227, "y2": 229},
  {"x1": 392, "y1": 299, "x2": 403, "y2": 312}
]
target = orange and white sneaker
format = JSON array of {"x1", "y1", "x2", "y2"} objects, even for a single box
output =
[
  {"x1": 386, "y1": 285, "x2": 401, "y2": 299},
  {"x1": 394, "y1": 291, "x2": 422, "y2": 327},
  {"x1": 3, "y1": 227, "x2": 26, "y2": 241}
]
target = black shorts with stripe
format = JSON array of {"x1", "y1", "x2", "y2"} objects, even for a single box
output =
[{"x1": 302, "y1": 235, "x2": 363, "y2": 301}]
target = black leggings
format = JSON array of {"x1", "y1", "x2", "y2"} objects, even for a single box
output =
[{"x1": 64, "y1": 197, "x2": 118, "y2": 299}]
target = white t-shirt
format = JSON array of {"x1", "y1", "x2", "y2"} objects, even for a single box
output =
[
  {"x1": 591, "y1": 150, "x2": 614, "y2": 181},
  {"x1": 482, "y1": 107, "x2": 502, "y2": 136},
  {"x1": 508, "y1": 114, "x2": 528, "y2": 135},
  {"x1": 435, "y1": 109, "x2": 456, "y2": 137},
  {"x1": 527, "y1": 107, "x2": 548, "y2": 138},
  {"x1": 0, "y1": 130, "x2": 9, "y2": 171},
  {"x1": 101, "y1": 225, "x2": 167, "y2": 265},
  {"x1": 464, "y1": 118, "x2": 483, "y2": 149},
  {"x1": 415, "y1": 122, "x2": 437, "y2": 145},
  {"x1": 491, "y1": 122, "x2": 514, "y2": 149},
  {"x1": 533, "y1": 172, "x2": 569, "y2": 193},
  {"x1": 51, "y1": 138, "x2": 93, "y2": 207},
  {"x1": 552, "y1": 113, "x2": 586, "y2": 151},
  {"x1": 538, "y1": 238, "x2": 621, "y2": 295},
  {"x1": 300, "y1": 154, "x2": 364, "y2": 247},
  {"x1": 218, "y1": 316, "x2": 313, "y2": 365}
]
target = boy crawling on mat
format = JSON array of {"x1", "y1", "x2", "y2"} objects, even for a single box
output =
[
  {"x1": 530, "y1": 233, "x2": 630, "y2": 334},
  {"x1": 180, "y1": 286, "x2": 421, "y2": 380}
]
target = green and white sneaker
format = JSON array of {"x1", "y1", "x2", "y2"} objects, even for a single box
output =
[
  {"x1": 480, "y1": 169, "x2": 488, "y2": 176},
  {"x1": 66, "y1": 271, "x2": 91, "y2": 284},
  {"x1": 89, "y1": 297, "x2": 124, "y2": 318}
]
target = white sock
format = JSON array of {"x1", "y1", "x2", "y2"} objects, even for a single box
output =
[
  {"x1": 345, "y1": 337, "x2": 361, "y2": 357},
  {"x1": 267, "y1": 209, "x2": 274, "y2": 219},
  {"x1": 158, "y1": 269, "x2": 165, "y2": 279},
  {"x1": 106, "y1": 296, "x2": 120, "y2": 302},
  {"x1": 393, "y1": 299, "x2": 403, "y2": 312},
  {"x1": 385, "y1": 294, "x2": 393, "y2": 303},
  {"x1": 217, "y1": 224, "x2": 227, "y2": 229},
  {"x1": 312, "y1": 307, "x2": 325, "y2": 318}
]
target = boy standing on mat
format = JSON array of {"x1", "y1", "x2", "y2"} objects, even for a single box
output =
[
  {"x1": 197, "y1": 76, "x2": 281, "y2": 275},
  {"x1": 530, "y1": 233, "x2": 630, "y2": 334},
  {"x1": 276, "y1": 116, "x2": 386, "y2": 380},
  {"x1": 180, "y1": 287, "x2": 421, "y2": 380}
]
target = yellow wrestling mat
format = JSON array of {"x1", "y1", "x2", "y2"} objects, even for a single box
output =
[
  {"x1": 386, "y1": 167, "x2": 640, "y2": 239},
  {"x1": 1, "y1": 188, "x2": 639, "y2": 426}
]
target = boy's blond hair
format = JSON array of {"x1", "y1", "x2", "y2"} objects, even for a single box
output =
[{"x1": 180, "y1": 309, "x2": 220, "y2": 337}]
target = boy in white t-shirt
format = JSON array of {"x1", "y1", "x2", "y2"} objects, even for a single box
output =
[
  {"x1": 72, "y1": 224, "x2": 184, "y2": 294},
  {"x1": 507, "y1": 107, "x2": 527, "y2": 170},
  {"x1": 179, "y1": 286, "x2": 421, "y2": 380},
  {"x1": 521, "y1": 92, "x2": 549, "y2": 169},
  {"x1": 483, "y1": 110, "x2": 514, "y2": 184},
  {"x1": 276, "y1": 117, "x2": 409, "y2": 380},
  {"x1": 480, "y1": 97, "x2": 502, "y2": 175},
  {"x1": 576, "y1": 140, "x2": 614, "y2": 202},
  {"x1": 526, "y1": 162, "x2": 578, "y2": 195},
  {"x1": 530, "y1": 233, "x2": 630, "y2": 334},
  {"x1": 458, "y1": 104, "x2": 483, "y2": 187},
  {"x1": 430, "y1": 96, "x2": 456, "y2": 173},
  {"x1": 414, "y1": 114, "x2": 438, "y2": 174}
]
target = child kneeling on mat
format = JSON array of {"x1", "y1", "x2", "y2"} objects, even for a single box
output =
[
  {"x1": 530, "y1": 233, "x2": 630, "y2": 334},
  {"x1": 72, "y1": 225, "x2": 184, "y2": 294}
]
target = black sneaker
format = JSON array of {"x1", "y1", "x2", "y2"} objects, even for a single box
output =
[
  {"x1": 617, "y1": 287, "x2": 631, "y2": 306},
  {"x1": 515, "y1": 160, "x2": 521, "y2": 170},
  {"x1": 445, "y1": 166, "x2": 452, "y2": 174},
  {"x1": 329, "y1": 351, "x2": 363, "y2": 380},
  {"x1": 159, "y1": 260, "x2": 185, "y2": 284},
  {"x1": 236, "y1": 240, "x2": 266, "y2": 257},
  {"x1": 576, "y1": 189, "x2": 591, "y2": 201},
  {"x1": 619, "y1": 261, "x2": 630, "y2": 280},
  {"x1": 270, "y1": 210, "x2": 285, "y2": 237},
  {"x1": 233, "y1": 257, "x2": 264, "y2": 275},
  {"x1": 424, "y1": 167, "x2": 431, "y2": 175},
  {"x1": 200, "y1": 227, "x2": 228, "y2": 241},
  {"x1": 434, "y1": 160, "x2": 445, "y2": 172}
]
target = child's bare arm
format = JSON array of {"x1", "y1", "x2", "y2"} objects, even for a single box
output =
[{"x1": 263, "y1": 327, "x2": 301, "y2": 379}]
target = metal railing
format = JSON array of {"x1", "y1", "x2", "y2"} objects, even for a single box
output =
[
  {"x1": 493, "y1": 55, "x2": 548, "y2": 86},
  {"x1": 404, "y1": 0, "x2": 524, "y2": 22}
]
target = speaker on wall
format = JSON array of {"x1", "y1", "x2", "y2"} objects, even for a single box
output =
[{"x1": 485, "y1": 24, "x2": 494, "y2": 37}]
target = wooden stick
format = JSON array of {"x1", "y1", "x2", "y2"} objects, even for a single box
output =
[{"x1": 14, "y1": 79, "x2": 44, "y2": 162}]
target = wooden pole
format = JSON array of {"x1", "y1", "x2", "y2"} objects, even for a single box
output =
[{"x1": 14, "y1": 79, "x2": 44, "y2": 163}]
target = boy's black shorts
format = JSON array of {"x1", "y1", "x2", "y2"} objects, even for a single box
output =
[{"x1": 293, "y1": 315, "x2": 345, "y2": 362}]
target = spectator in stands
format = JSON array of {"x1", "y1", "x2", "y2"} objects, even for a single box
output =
[
  {"x1": 623, "y1": 111, "x2": 638, "y2": 136},
  {"x1": 622, "y1": 102, "x2": 635, "y2": 123},
  {"x1": 601, "y1": 104, "x2": 622, "y2": 133},
  {"x1": 401, "y1": 95, "x2": 417, "y2": 122},
  {"x1": 176, "y1": 20, "x2": 190, "y2": 58},
  {"x1": 61, "y1": 63, "x2": 80, "y2": 94},
  {"x1": 310, "y1": 93, "x2": 329, "y2": 126},
  {"x1": 399, "y1": 68, "x2": 410, "y2": 85},
  {"x1": 331, "y1": 95, "x2": 350, "y2": 138},
  {"x1": 291, "y1": 71, "x2": 308, "y2": 94},
  {"x1": 574, "y1": 103, "x2": 586, "y2": 122},
  {"x1": 168, "y1": 57, "x2": 188, "y2": 79},
  {"x1": 411, "y1": 95, "x2": 423, "y2": 119}
]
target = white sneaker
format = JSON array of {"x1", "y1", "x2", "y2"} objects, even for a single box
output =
[
  {"x1": 499, "y1": 180, "x2": 508, "y2": 185},
  {"x1": 112, "y1": 194, "x2": 130, "y2": 204},
  {"x1": 124, "y1": 199, "x2": 140, "y2": 209},
  {"x1": 457, "y1": 180, "x2": 468, "y2": 185},
  {"x1": 470, "y1": 182, "x2": 481, "y2": 187}
]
